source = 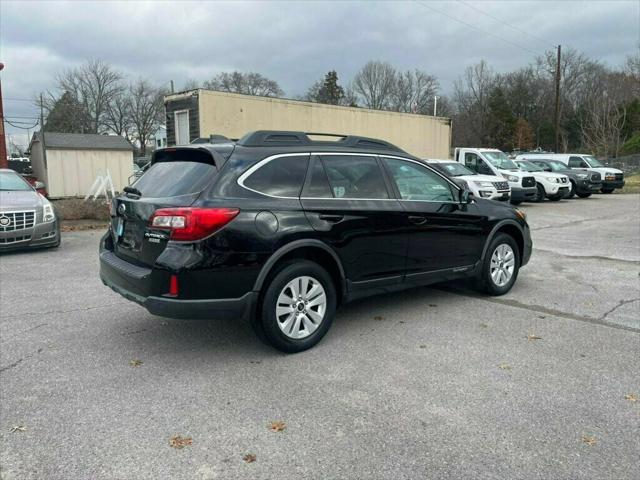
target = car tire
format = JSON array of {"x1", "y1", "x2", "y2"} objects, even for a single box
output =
[
  {"x1": 477, "y1": 233, "x2": 520, "y2": 296},
  {"x1": 567, "y1": 181, "x2": 576, "y2": 199},
  {"x1": 576, "y1": 192, "x2": 592, "y2": 198},
  {"x1": 258, "y1": 260, "x2": 336, "y2": 353},
  {"x1": 510, "y1": 200, "x2": 522, "y2": 206},
  {"x1": 549, "y1": 194, "x2": 563, "y2": 201},
  {"x1": 533, "y1": 183, "x2": 545, "y2": 203},
  {"x1": 600, "y1": 188, "x2": 614, "y2": 194}
]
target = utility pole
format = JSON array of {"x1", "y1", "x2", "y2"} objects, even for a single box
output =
[
  {"x1": 170, "y1": 80, "x2": 175, "y2": 93},
  {"x1": 554, "y1": 45, "x2": 561, "y2": 153},
  {"x1": 40, "y1": 93, "x2": 48, "y2": 168},
  {"x1": 0, "y1": 62, "x2": 7, "y2": 169},
  {"x1": 433, "y1": 96, "x2": 439, "y2": 117}
]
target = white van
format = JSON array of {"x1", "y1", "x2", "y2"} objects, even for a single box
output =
[
  {"x1": 454, "y1": 148, "x2": 537, "y2": 205},
  {"x1": 515, "y1": 153, "x2": 625, "y2": 194},
  {"x1": 425, "y1": 159, "x2": 510, "y2": 201}
]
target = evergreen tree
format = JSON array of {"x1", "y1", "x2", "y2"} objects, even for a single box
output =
[{"x1": 44, "y1": 92, "x2": 91, "y2": 133}]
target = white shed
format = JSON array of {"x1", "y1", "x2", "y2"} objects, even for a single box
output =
[{"x1": 29, "y1": 132, "x2": 134, "y2": 198}]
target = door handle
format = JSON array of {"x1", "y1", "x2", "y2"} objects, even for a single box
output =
[
  {"x1": 318, "y1": 214, "x2": 344, "y2": 223},
  {"x1": 408, "y1": 215, "x2": 428, "y2": 225}
]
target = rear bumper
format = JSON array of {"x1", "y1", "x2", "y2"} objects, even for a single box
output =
[
  {"x1": 601, "y1": 180, "x2": 625, "y2": 190},
  {"x1": 510, "y1": 186, "x2": 537, "y2": 203},
  {"x1": 0, "y1": 220, "x2": 59, "y2": 252},
  {"x1": 99, "y1": 250, "x2": 256, "y2": 320}
]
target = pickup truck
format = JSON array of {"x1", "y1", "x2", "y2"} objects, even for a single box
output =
[{"x1": 454, "y1": 148, "x2": 537, "y2": 205}]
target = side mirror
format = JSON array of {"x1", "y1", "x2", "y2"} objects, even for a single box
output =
[
  {"x1": 34, "y1": 181, "x2": 46, "y2": 190},
  {"x1": 459, "y1": 188, "x2": 472, "y2": 204}
]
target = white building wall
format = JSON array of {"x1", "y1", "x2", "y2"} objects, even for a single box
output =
[{"x1": 45, "y1": 149, "x2": 133, "y2": 198}]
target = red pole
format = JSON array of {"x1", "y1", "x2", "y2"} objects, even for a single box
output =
[{"x1": 0, "y1": 62, "x2": 8, "y2": 169}]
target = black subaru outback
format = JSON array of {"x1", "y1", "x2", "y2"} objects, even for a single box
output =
[{"x1": 100, "y1": 131, "x2": 532, "y2": 352}]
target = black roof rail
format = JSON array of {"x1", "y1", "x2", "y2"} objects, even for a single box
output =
[
  {"x1": 190, "y1": 134, "x2": 233, "y2": 145},
  {"x1": 237, "y1": 130, "x2": 406, "y2": 153}
]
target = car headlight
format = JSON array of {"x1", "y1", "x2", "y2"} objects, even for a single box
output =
[
  {"x1": 576, "y1": 173, "x2": 588, "y2": 179},
  {"x1": 473, "y1": 181, "x2": 494, "y2": 188},
  {"x1": 505, "y1": 175, "x2": 519, "y2": 183},
  {"x1": 42, "y1": 201, "x2": 55, "y2": 223}
]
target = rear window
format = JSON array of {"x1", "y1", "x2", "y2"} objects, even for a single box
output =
[{"x1": 133, "y1": 161, "x2": 216, "y2": 197}]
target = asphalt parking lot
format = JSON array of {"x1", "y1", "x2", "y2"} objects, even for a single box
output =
[{"x1": 1, "y1": 194, "x2": 639, "y2": 480}]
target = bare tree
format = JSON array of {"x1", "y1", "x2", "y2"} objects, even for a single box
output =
[
  {"x1": 453, "y1": 60, "x2": 496, "y2": 146},
  {"x1": 104, "y1": 90, "x2": 132, "y2": 140},
  {"x1": 203, "y1": 71, "x2": 283, "y2": 97},
  {"x1": 353, "y1": 61, "x2": 396, "y2": 110},
  {"x1": 182, "y1": 79, "x2": 201, "y2": 91},
  {"x1": 392, "y1": 70, "x2": 439, "y2": 114},
  {"x1": 128, "y1": 79, "x2": 165, "y2": 156},
  {"x1": 57, "y1": 59, "x2": 124, "y2": 133}
]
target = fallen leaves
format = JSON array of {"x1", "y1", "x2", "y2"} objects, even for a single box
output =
[
  {"x1": 129, "y1": 359, "x2": 143, "y2": 367},
  {"x1": 624, "y1": 393, "x2": 637, "y2": 403},
  {"x1": 169, "y1": 435, "x2": 193, "y2": 449},
  {"x1": 428, "y1": 304, "x2": 437, "y2": 308},
  {"x1": 373, "y1": 316, "x2": 385, "y2": 321},
  {"x1": 526, "y1": 334, "x2": 542, "y2": 341},
  {"x1": 581, "y1": 435, "x2": 597, "y2": 446},
  {"x1": 10, "y1": 425, "x2": 26, "y2": 433},
  {"x1": 479, "y1": 323, "x2": 488, "y2": 329},
  {"x1": 243, "y1": 454, "x2": 257, "y2": 463},
  {"x1": 498, "y1": 363, "x2": 512, "y2": 371},
  {"x1": 268, "y1": 421, "x2": 286, "y2": 433},
  {"x1": 419, "y1": 344, "x2": 427, "y2": 349}
]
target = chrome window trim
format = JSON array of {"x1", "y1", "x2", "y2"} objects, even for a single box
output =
[{"x1": 236, "y1": 151, "x2": 463, "y2": 204}]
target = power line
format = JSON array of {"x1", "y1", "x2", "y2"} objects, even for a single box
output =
[
  {"x1": 3, "y1": 97, "x2": 35, "y2": 102},
  {"x1": 413, "y1": 0, "x2": 545, "y2": 57},
  {"x1": 4, "y1": 119, "x2": 40, "y2": 129},
  {"x1": 455, "y1": 0, "x2": 553, "y2": 49}
]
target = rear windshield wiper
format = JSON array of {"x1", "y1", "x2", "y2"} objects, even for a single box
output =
[{"x1": 123, "y1": 186, "x2": 142, "y2": 197}]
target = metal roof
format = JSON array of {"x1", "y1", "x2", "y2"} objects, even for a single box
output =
[{"x1": 32, "y1": 132, "x2": 134, "y2": 151}]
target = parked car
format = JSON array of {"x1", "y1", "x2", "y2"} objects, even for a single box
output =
[
  {"x1": 0, "y1": 169, "x2": 60, "y2": 251},
  {"x1": 454, "y1": 148, "x2": 537, "y2": 205},
  {"x1": 513, "y1": 160, "x2": 570, "y2": 201},
  {"x1": 515, "y1": 153, "x2": 624, "y2": 194},
  {"x1": 99, "y1": 131, "x2": 532, "y2": 353},
  {"x1": 425, "y1": 159, "x2": 510, "y2": 201},
  {"x1": 525, "y1": 159, "x2": 602, "y2": 198}
]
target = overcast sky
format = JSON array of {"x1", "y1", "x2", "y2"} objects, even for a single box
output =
[{"x1": 2, "y1": 0, "x2": 638, "y2": 148}]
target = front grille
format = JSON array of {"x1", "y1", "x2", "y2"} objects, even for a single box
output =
[
  {"x1": 0, "y1": 235, "x2": 32, "y2": 245},
  {"x1": 0, "y1": 210, "x2": 36, "y2": 232},
  {"x1": 493, "y1": 181, "x2": 509, "y2": 191},
  {"x1": 590, "y1": 172, "x2": 601, "y2": 181},
  {"x1": 522, "y1": 176, "x2": 536, "y2": 188},
  {"x1": 615, "y1": 173, "x2": 623, "y2": 181}
]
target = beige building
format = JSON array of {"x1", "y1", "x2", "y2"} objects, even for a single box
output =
[
  {"x1": 164, "y1": 89, "x2": 451, "y2": 158},
  {"x1": 29, "y1": 132, "x2": 134, "y2": 198}
]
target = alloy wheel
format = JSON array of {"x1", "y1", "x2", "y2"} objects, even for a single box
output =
[
  {"x1": 490, "y1": 244, "x2": 515, "y2": 287},
  {"x1": 276, "y1": 276, "x2": 327, "y2": 339}
]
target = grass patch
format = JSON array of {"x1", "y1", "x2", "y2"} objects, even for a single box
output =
[{"x1": 621, "y1": 173, "x2": 640, "y2": 194}]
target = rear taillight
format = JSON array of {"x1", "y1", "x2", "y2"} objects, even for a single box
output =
[{"x1": 149, "y1": 208, "x2": 239, "y2": 241}]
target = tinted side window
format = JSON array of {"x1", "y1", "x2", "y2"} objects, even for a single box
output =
[
  {"x1": 464, "y1": 153, "x2": 479, "y2": 170},
  {"x1": 320, "y1": 155, "x2": 389, "y2": 199},
  {"x1": 383, "y1": 158, "x2": 455, "y2": 202},
  {"x1": 302, "y1": 157, "x2": 333, "y2": 198},
  {"x1": 568, "y1": 156, "x2": 586, "y2": 168},
  {"x1": 243, "y1": 155, "x2": 309, "y2": 197}
]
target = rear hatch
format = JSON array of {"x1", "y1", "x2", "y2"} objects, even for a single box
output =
[{"x1": 111, "y1": 148, "x2": 220, "y2": 267}]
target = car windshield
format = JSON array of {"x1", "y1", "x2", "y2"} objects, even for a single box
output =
[
  {"x1": 0, "y1": 171, "x2": 33, "y2": 191},
  {"x1": 584, "y1": 156, "x2": 605, "y2": 168},
  {"x1": 483, "y1": 152, "x2": 518, "y2": 170},
  {"x1": 545, "y1": 160, "x2": 567, "y2": 172},
  {"x1": 437, "y1": 162, "x2": 476, "y2": 177},
  {"x1": 516, "y1": 161, "x2": 544, "y2": 172}
]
